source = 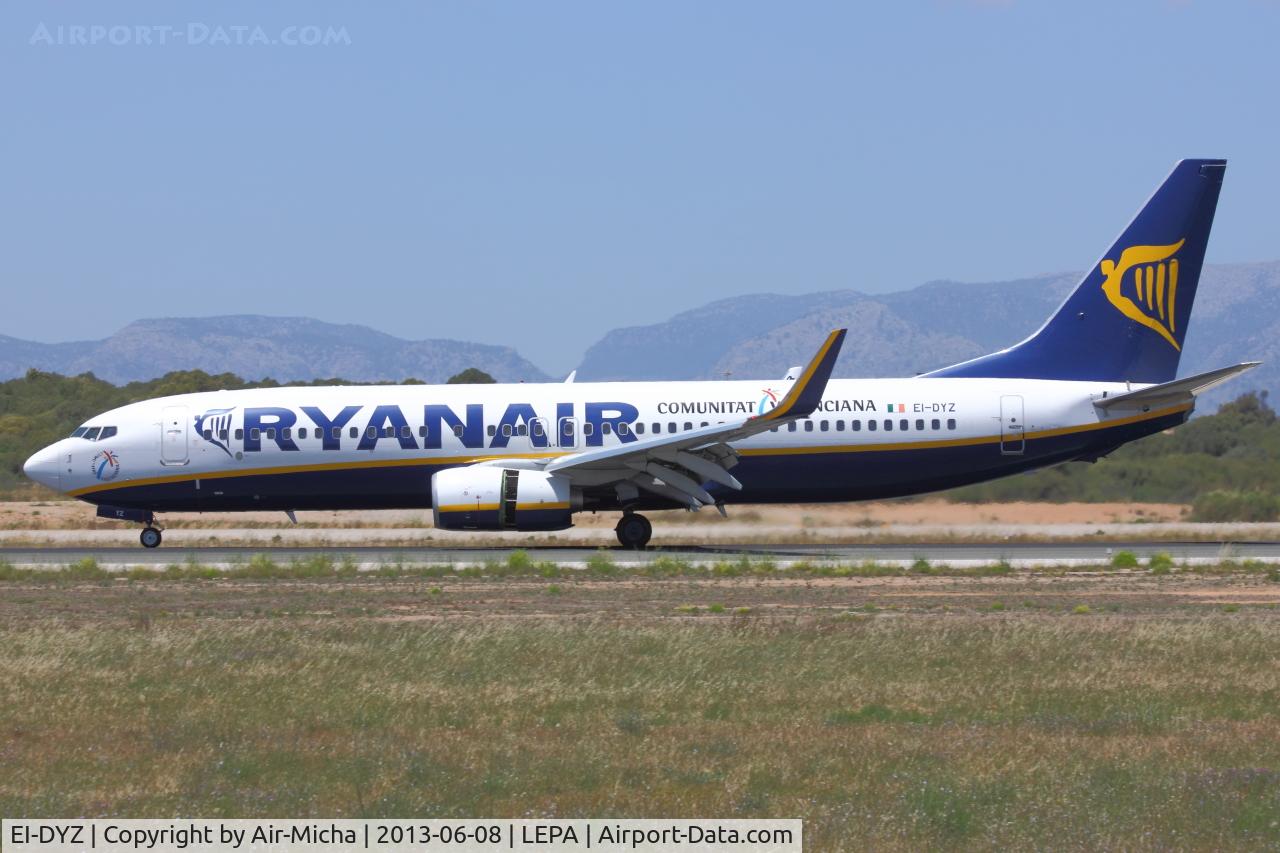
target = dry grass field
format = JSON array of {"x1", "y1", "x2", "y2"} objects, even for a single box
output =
[{"x1": 2, "y1": 563, "x2": 1280, "y2": 850}]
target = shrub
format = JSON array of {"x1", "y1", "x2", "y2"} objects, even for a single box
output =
[
  {"x1": 1111, "y1": 551, "x2": 1139, "y2": 569},
  {"x1": 1072, "y1": 604, "x2": 1092, "y2": 615},
  {"x1": 66, "y1": 557, "x2": 108, "y2": 580},
  {"x1": 1149, "y1": 552, "x2": 1174, "y2": 574},
  {"x1": 1191, "y1": 490, "x2": 1280, "y2": 523}
]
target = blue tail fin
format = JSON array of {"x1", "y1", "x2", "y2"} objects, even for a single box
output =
[{"x1": 926, "y1": 159, "x2": 1226, "y2": 383}]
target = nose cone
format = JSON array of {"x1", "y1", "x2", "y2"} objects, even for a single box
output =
[{"x1": 23, "y1": 445, "x2": 61, "y2": 491}]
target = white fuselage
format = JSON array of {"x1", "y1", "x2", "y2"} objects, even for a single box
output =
[{"x1": 24, "y1": 375, "x2": 1187, "y2": 513}]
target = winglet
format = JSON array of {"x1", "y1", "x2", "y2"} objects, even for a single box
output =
[{"x1": 756, "y1": 329, "x2": 846, "y2": 422}]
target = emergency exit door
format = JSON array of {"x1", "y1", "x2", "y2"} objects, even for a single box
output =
[
  {"x1": 161, "y1": 405, "x2": 189, "y2": 465},
  {"x1": 999, "y1": 395, "x2": 1025, "y2": 455}
]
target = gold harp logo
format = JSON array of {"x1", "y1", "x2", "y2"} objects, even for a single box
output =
[{"x1": 1099, "y1": 239, "x2": 1186, "y2": 350}]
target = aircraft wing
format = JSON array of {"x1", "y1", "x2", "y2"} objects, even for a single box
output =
[{"x1": 540, "y1": 329, "x2": 846, "y2": 509}]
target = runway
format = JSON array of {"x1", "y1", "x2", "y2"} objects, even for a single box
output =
[{"x1": 2, "y1": 541, "x2": 1278, "y2": 567}]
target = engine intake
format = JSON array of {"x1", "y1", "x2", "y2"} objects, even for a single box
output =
[{"x1": 432, "y1": 466, "x2": 577, "y2": 531}]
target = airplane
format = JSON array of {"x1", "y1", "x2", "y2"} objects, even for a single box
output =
[{"x1": 23, "y1": 158, "x2": 1258, "y2": 550}]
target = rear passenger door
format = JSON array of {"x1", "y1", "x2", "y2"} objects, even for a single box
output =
[{"x1": 999, "y1": 395, "x2": 1025, "y2": 455}]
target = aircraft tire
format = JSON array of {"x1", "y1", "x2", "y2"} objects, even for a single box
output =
[
  {"x1": 140, "y1": 527, "x2": 162, "y2": 549},
  {"x1": 615, "y1": 513, "x2": 652, "y2": 550}
]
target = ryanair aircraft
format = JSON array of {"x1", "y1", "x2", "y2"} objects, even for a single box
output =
[{"x1": 24, "y1": 159, "x2": 1257, "y2": 549}]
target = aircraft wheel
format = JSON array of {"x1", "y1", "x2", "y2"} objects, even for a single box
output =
[
  {"x1": 615, "y1": 513, "x2": 652, "y2": 550},
  {"x1": 140, "y1": 527, "x2": 162, "y2": 549}
]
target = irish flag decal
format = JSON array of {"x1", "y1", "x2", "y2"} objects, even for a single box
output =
[{"x1": 886, "y1": 403, "x2": 906, "y2": 413}]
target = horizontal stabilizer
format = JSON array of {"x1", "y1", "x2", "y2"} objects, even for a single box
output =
[{"x1": 1095, "y1": 362, "x2": 1260, "y2": 410}]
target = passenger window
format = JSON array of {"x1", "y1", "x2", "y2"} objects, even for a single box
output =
[
  {"x1": 332, "y1": 427, "x2": 341, "y2": 439},
  {"x1": 701, "y1": 422, "x2": 708, "y2": 428},
  {"x1": 852, "y1": 420, "x2": 861, "y2": 431},
  {"x1": 83, "y1": 427, "x2": 101, "y2": 441},
  {"x1": 282, "y1": 428, "x2": 291, "y2": 439},
  {"x1": 770, "y1": 426, "x2": 778, "y2": 433},
  {"x1": 932, "y1": 419, "x2": 941, "y2": 430},
  {"x1": 868, "y1": 420, "x2": 877, "y2": 431},
  {"x1": 787, "y1": 422, "x2": 797, "y2": 432},
  {"x1": 487, "y1": 425, "x2": 496, "y2": 437},
  {"x1": 836, "y1": 420, "x2": 844, "y2": 431},
  {"x1": 400, "y1": 426, "x2": 411, "y2": 439},
  {"x1": 250, "y1": 428, "x2": 261, "y2": 440},
  {"x1": 900, "y1": 419, "x2": 908, "y2": 431},
  {"x1": 820, "y1": 420, "x2": 829, "y2": 432},
  {"x1": 636, "y1": 423, "x2": 645, "y2": 435},
  {"x1": 383, "y1": 426, "x2": 395, "y2": 438},
  {"x1": 533, "y1": 422, "x2": 545, "y2": 437},
  {"x1": 349, "y1": 427, "x2": 358, "y2": 439},
  {"x1": 219, "y1": 430, "x2": 229, "y2": 442},
  {"x1": 366, "y1": 427, "x2": 377, "y2": 439},
  {"x1": 236, "y1": 429, "x2": 244, "y2": 440},
  {"x1": 202, "y1": 429, "x2": 213, "y2": 440},
  {"x1": 884, "y1": 420, "x2": 893, "y2": 431},
  {"x1": 454, "y1": 424, "x2": 465, "y2": 437},
  {"x1": 684, "y1": 422, "x2": 693, "y2": 431},
  {"x1": 947, "y1": 418, "x2": 957, "y2": 430},
  {"x1": 804, "y1": 421, "x2": 814, "y2": 432},
  {"x1": 916, "y1": 419, "x2": 925, "y2": 431},
  {"x1": 668, "y1": 422, "x2": 677, "y2": 433},
  {"x1": 100, "y1": 426, "x2": 117, "y2": 440},
  {"x1": 601, "y1": 423, "x2": 611, "y2": 435},
  {"x1": 298, "y1": 428, "x2": 309, "y2": 439},
  {"x1": 584, "y1": 423, "x2": 594, "y2": 436},
  {"x1": 266, "y1": 428, "x2": 277, "y2": 440},
  {"x1": 517, "y1": 424, "x2": 528, "y2": 437},
  {"x1": 502, "y1": 424, "x2": 513, "y2": 437},
  {"x1": 652, "y1": 423, "x2": 661, "y2": 434},
  {"x1": 618, "y1": 422, "x2": 630, "y2": 436}
]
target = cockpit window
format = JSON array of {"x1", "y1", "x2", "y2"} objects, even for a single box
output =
[
  {"x1": 99, "y1": 426, "x2": 117, "y2": 440},
  {"x1": 82, "y1": 427, "x2": 101, "y2": 441},
  {"x1": 71, "y1": 427, "x2": 88, "y2": 438}
]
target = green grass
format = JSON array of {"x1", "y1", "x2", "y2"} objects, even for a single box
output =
[{"x1": 2, "y1": 614, "x2": 1279, "y2": 849}]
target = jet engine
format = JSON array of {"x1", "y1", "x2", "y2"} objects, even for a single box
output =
[{"x1": 431, "y1": 466, "x2": 579, "y2": 531}]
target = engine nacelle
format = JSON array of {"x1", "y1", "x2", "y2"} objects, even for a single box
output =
[{"x1": 431, "y1": 466, "x2": 577, "y2": 531}]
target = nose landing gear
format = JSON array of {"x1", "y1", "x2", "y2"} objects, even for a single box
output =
[
  {"x1": 615, "y1": 512, "x2": 652, "y2": 550},
  {"x1": 140, "y1": 526, "x2": 163, "y2": 549}
]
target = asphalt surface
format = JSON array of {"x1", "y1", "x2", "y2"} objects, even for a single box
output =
[{"x1": 2, "y1": 541, "x2": 1278, "y2": 566}]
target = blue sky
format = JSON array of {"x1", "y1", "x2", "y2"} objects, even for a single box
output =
[{"x1": 2, "y1": 1, "x2": 1277, "y2": 373}]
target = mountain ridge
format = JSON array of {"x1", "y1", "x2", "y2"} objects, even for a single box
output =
[
  {"x1": 0, "y1": 315, "x2": 550, "y2": 385},
  {"x1": 574, "y1": 261, "x2": 1279, "y2": 412}
]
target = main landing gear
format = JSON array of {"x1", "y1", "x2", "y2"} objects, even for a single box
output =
[
  {"x1": 615, "y1": 513, "x2": 652, "y2": 550},
  {"x1": 140, "y1": 526, "x2": 163, "y2": 549}
]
